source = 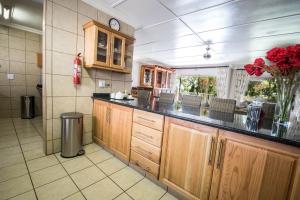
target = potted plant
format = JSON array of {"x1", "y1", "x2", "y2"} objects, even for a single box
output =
[{"x1": 244, "y1": 44, "x2": 300, "y2": 136}]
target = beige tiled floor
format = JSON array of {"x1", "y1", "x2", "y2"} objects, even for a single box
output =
[{"x1": 0, "y1": 117, "x2": 178, "y2": 200}]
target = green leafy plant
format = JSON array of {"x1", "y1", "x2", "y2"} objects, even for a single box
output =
[
  {"x1": 245, "y1": 78, "x2": 277, "y2": 101},
  {"x1": 177, "y1": 76, "x2": 217, "y2": 96}
]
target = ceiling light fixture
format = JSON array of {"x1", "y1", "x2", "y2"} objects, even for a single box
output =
[
  {"x1": 3, "y1": 5, "x2": 11, "y2": 20},
  {"x1": 203, "y1": 44, "x2": 211, "y2": 59}
]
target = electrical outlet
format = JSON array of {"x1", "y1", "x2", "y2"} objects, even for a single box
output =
[
  {"x1": 7, "y1": 74, "x2": 14, "y2": 80},
  {"x1": 98, "y1": 80, "x2": 105, "y2": 88}
]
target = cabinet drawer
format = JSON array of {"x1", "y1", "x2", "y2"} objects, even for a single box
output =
[
  {"x1": 131, "y1": 137, "x2": 161, "y2": 164},
  {"x1": 132, "y1": 123, "x2": 162, "y2": 147},
  {"x1": 133, "y1": 109, "x2": 164, "y2": 131},
  {"x1": 130, "y1": 150, "x2": 159, "y2": 177}
]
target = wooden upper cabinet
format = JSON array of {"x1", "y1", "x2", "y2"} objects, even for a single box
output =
[
  {"x1": 160, "y1": 117, "x2": 219, "y2": 200},
  {"x1": 109, "y1": 103, "x2": 133, "y2": 161},
  {"x1": 93, "y1": 100, "x2": 110, "y2": 147},
  {"x1": 139, "y1": 65, "x2": 175, "y2": 89},
  {"x1": 210, "y1": 130, "x2": 300, "y2": 200},
  {"x1": 83, "y1": 20, "x2": 134, "y2": 73}
]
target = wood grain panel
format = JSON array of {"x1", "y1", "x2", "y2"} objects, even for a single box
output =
[
  {"x1": 109, "y1": 103, "x2": 133, "y2": 161},
  {"x1": 131, "y1": 137, "x2": 161, "y2": 164},
  {"x1": 133, "y1": 109, "x2": 164, "y2": 131},
  {"x1": 132, "y1": 123, "x2": 163, "y2": 147},
  {"x1": 289, "y1": 159, "x2": 300, "y2": 200},
  {"x1": 130, "y1": 150, "x2": 159, "y2": 177},
  {"x1": 93, "y1": 100, "x2": 110, "y2": 147},
  {"x1": 259, "y1": 152, "x2": 295, "y2": 200},
  {"x1": 160, "y1": 117, "x2": 218, "y2": 200},
  {"x1": 217, "y1": 140, "x2": 266, "y2": 200},
  {"x1": 210, "y1": 130, "x2": 300, "y2": 200}
]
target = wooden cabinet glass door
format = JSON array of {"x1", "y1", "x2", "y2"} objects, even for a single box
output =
[
  {"x1": 95, "y1": 27, "x2": 110, "y2": 67},
  {"x1": 111, "y1": 33, "x2": 125, "y2": 69},
  {"x1": 124, "y1": 39, "x2": 133, "y2": 68},
  {"x1": 160, "y1": 117, "x2": 218, "y2": 200}
]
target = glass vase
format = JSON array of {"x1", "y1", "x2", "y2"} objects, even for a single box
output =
[{"x1": 271, "y1": 76, "x2": 297, "y2": 137}]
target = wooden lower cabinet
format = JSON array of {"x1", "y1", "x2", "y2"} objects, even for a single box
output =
[
  {"x1": 209, "y1": 130, "x2": 300, "y2": 200},
  {"x1": 93, "y1": 104, "x2": 300, "y2": 200},
  {"x1": 160, "y1": 117, "x2": 219, "y2": 200},
  {"x1": 109, "y1": 103, "x2": 133, "y2": 161},
  {"x1": 130, "y1": 150, "x2": 160, "y2": 177},
  {"x1": 93, "y1": 100, "x2": 110, "y2": 147},
  {"x1": 93, "y1": 100, "x2": 133, "y2": 161}
]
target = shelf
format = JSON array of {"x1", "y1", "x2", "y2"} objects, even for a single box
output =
[{"x1": 98, "y1": 46, "x2": 107, "y2": 50}]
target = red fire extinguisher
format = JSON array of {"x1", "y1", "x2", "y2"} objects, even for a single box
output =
[{"x1": 73, "y1": 53, "x2": 81, "y2": 85}]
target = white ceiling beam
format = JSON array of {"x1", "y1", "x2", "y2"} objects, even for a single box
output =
[{"x1": 112, "y1": 0, "x2": 128, "y2": 8}]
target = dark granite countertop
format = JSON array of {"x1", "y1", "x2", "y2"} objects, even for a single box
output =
[{"x1": 92, "y1": 93, "x2": 300, "y2": 148}]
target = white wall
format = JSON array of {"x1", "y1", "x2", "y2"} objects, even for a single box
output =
[{"x1": 131, "y1": 61, "x2": 141, "y2": 87}]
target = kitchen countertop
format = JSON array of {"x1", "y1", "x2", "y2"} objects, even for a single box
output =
[{"x1": 93, "y1": 93, "x2": 300, "y2": 148}]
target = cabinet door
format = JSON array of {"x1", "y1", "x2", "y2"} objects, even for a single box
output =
[
  {"x1": 109, "y1": 103, "x2": 133, "y2": 161},
  {"x1": 93, "y1": 100, "x2": 110, "y2": 147},
  {"x1": 95, "y1": 27, "x2": 111, "y2": 67},
  {"x1": 210, "y1": 133, "x2": 297, "y2": 200},
  {"x1": 160, "y1": 117, "x2": 218, "y2": 200},
  {"x1": 124, "y1": 39, "x2": 133, "y2": 68},
  {"x1": 110, "y1": 33, "x2": 125, "y2": 69}
]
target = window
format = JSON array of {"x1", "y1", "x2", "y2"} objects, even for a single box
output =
[
  {"x1": 176, "y1": 76, "x2": 217, "y2": 96},
  {"x1": 244, "y1": 78, "x2": 277, "y2": 101}
]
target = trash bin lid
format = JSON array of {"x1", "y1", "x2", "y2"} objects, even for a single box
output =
[{"x1": 60, "y1": 112, "x2": 83, "y2": 119}]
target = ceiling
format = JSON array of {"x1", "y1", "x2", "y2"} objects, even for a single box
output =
[
  {"x1": 0, "y1": 0, "x2": 43, "y2": 34},
  {"x1": 85, "y1": 0, "x2": 300, "y2": 68}
]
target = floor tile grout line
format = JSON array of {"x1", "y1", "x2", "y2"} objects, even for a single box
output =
[
  {"x1": 76, "y1": 163, "x2": 128, "y2": 191},
  {"x1": 24, "y1": 153, "x2": 56, "y2": 164},
  {"x1": 55, "y1": 155, "x2": 88, "y2": 200},
  {"x1": 158, "y1": 191, "x2": 168, "y2": 200},
  {"x1": 11, "y1": 118, "x2": 39, "y2": 200},
  {"x1": 112, "y1": 191, "x2": 135, "y2": 200},
  {"x1": 28, "y1": 119, "x2": 44, "y2": 142},
  {"x1": 31, "y1": 174, "x2": 68, "y2": 190},
  {"x1": 61, "y1": 190, "x2": 83, "y2": 200},
  {"x1": 29, "y1": 162, "x2": 61, "y2": 174},
  {"x1": 84, "y1": 154, "x2": 133, "y2": 195},
  {"x1": 86, "y1": 153, "x2": 149, "y2": 199},
  {"x1": 0, "y1": 172, "x2": 29, "y2": 184},
  {"x1": 0, "y1": 144, "x2": 20, "y2": 150},
  {"x1": 84, "y1": 154, "x2": 114, "y2": 165},
  {"x1": 6, "y1": 188, "x2": 34, "y2": 200}
]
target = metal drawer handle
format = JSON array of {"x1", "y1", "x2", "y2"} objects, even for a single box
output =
[
  {"x1": 138, "y1": 116, "x2": 155, "y2": 123},
  {"x1": 136, "y1": 131, "x2": 153, "y2": 139},
  {"x1": 106, "y1": 109, "x2": 109, "y2": 123},
  {"x1": 216, "y1": 139, "x2": 224, "y2": 169},
  {"x1": 208, "y1": 137, "x2": 215, "y2": 165}
]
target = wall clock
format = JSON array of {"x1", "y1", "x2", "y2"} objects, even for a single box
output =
[{"x1": 109, "y1": 18, "x2": 120, "y2": 31}]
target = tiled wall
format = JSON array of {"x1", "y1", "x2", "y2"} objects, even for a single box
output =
[
  {"x1": 0, "y1": 25, "x2": 42, "y2": 118},
  {"x1": 43, "y1": 0, "x2": 135, "y2": 154}
]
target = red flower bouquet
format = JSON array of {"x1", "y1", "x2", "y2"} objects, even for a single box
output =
[{"x1": 244, "y1": 45, "x2": 300, "y2": 136}]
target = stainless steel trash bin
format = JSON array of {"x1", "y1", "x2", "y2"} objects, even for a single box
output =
[
  {"x1": 61, "y1": 112, "x2": 85, "y2": 158},
  {"x1": 21, "y1": 96, "x2": 35, "y2": 119}
]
